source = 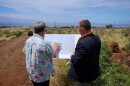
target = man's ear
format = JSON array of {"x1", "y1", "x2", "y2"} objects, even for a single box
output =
[
  {"x1": 81, "y1": 27, "x2": 85, "y2": 30},
  {"x1": 40, "y1": 31, "x2": 45, "y2": 36},
  {"x1": 80, "y1": 27, "x2": 84, "y2": 29}
]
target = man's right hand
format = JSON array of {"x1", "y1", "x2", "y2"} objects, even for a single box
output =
[{"x1": 53, "y1": 45, "x2": 61, "y2": 58}]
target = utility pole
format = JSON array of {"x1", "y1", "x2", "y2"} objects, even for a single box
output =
[
  {"x1": 9, "y1": 20, "x2": 10, "y2": 27},
  {"x1": 54, "y1": 20, "x2": 56, "y2": 28},
  {"x1": 114, "y1": 20, "x2": 115, "y2": 28},
  {"x1": 29, "y1": 20, "x2": 30, "y2": 27}
]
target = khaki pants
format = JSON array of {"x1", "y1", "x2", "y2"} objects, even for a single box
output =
[{"x1": 77, "y1": 82, "x2": 90, "y2": 86}]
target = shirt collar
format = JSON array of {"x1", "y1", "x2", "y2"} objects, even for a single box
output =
[
  {"x1": 33, "y1": 34, "x2": 44, "y2": 39},
  {"x1": 78, "y1": 32, "x2": 93, "y2": 43}
]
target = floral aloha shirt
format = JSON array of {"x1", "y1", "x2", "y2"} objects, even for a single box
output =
[{"x1": 23, "y1": 34, "x2": 55, "y2": 83}]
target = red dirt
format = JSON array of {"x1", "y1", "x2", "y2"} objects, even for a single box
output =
[
  {"x1": 109, "y1": 41, "x2": 120, "y2": 53},
  {"x1": 0, "y1": 35, "x2": 32, "y2": 86},
  {"x1": 109, "y1": 41, "x2": 130, "y2": 67},
  {"x1": 111, "y1": 52, "x2": 127, "y2": 63}
]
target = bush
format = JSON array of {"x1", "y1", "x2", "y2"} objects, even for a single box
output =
[
  {"x1": 122, "y1": 29, "x2": 130, "y2": 37},
  {"x1": 0, "y1": 34, "x2": 2, "y2": 37},
  {"x1": 13, "y1": 31, "x2": 23, "y2": 37},
  {"x1": 106, "y1": 24, "x2": 113, "y2": 29},
  {"x1": 6, "y1": 33, "x2": 14, "y2": 38},
  {"x1": 5, "y1": 31, "x2": 23, "y2": 38},
  {"x1": 1, "y1": 30, "x2": 10, "y2": 34},
  {"x1": 126, "y1": 43, "x2": 130, "y2": 52},
  {"x1": 99, "y1": 41, "x2": 112, "y2": 72}
]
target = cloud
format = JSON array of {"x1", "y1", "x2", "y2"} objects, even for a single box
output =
[
  {"x1": 0, "y1": 0, "x2": 85, "y2": 14},
  {"x1": 0, "y1": 13, "x2": 39, "y2": 19},
  {"x1": 0, "y1": 0, "x2": 129, "y2": 15},
  {"x1": 0, "y1": 0, "x2": 130, "y2": 14},
  {"x1": 85, "y1": 0, "x2": 130, "y2": 9},
  {"x1": 0, "y1": 0, "x2": 130, "y2": 24}
]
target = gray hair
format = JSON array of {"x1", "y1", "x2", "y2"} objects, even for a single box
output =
[
  {"x1": 34, "y1": 21, "x2": 46, "y2": 33},
  {"x1": 78, "y1": 19, "x2": 91, "y2": 30}
]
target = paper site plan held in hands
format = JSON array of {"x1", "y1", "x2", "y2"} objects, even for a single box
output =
[{"x1": 45, "y1": 34, "x2": 80, "y2": 59}]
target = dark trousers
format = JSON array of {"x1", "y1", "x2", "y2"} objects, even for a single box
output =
[{"x1": 32, "y1": 80, "x2": 50, "y2": 86}]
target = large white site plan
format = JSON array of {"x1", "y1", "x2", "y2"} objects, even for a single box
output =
[{"x1": 45, "y1": 34, "x2": 80, "y2": 59}]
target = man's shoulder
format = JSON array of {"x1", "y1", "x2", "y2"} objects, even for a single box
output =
[
  {"x1": 27, "y1": 36, "x2": 45, "y2": 44},
  {"x1": 82, "y1": 34, "x2": 100, "y2": 41},
  {"x1": 26, "y1": 36, "x2": 33, "y2": 43},
  {"x1": 79, "y1": 35, "x2": 92, "y2": 43},
  {"x1": 79, "y1": 34, "x2": 100, "y2": 45}
]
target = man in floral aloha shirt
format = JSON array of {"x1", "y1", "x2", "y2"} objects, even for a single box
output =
[{"x1": 23, "y1": 21, "x2": 58, "y2": 86}]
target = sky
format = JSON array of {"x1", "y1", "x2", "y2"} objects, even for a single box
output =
[{"x1": 0, "y1": 0, "x2": 130, "y2": 27}]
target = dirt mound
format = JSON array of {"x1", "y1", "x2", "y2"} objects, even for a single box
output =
[
  {"x1": 109, "y1": 41, "x2": 119, "y2": 53},
  {"x1": 109, "y1": 41, "x2": 130, "y2": 67},
  {"x1": 111, "y1": 52, "x2": 127, "y2": 63}
]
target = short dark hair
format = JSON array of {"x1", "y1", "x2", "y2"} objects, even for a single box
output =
[
  {"x1": 28, "y1": 31, "x2": 33, "y2": 36},
  {"x1": 78, "y1": 19, "x2": 91, "y2": 30},
  {"x1": 34, "y1": 21, "x2": 46, "y2": 33}
]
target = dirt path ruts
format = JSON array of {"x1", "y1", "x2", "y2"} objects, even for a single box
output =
[{"x1": 0, "y1": 35, "x2": 32, "y2": 86}]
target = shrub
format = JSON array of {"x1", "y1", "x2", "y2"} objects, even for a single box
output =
[
  {"x1": 13, "y1": 31, "x2": 23, "y2": 37},
  {"x1": 122, "y1": 29, "x2": 130, "y2": 37},
  {"x1": 126, "y1": 43, "x2": 130, "y2": 52},
  {"x1": 0, "y1": 34, "x2": 2, "y2": 37},
  {"x1": 106, "y1": 24, "x2": 113, "y2": 29},
  {"x1": 6, "y1": 33, "x2": 14, "y2": 38},
  {"x1": 5, "y1": 31, "x2": 23, "y2": 38},
  {"x1": 1, "y1": 30, "x2": 10, "y2": 34}
]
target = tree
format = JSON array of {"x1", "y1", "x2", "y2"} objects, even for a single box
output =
[{"x1": 106, "y1": 24, "x2": 113, "y2": 29}]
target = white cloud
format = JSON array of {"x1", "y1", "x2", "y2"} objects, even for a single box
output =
[
  {"x1": 0, "y1": 0, "x2": 85, "y2": 14},
  {"x1": 1, "y1": 0, "x2": 130, "y2": 14},
  {"x1": 0, "y1": 0, "x2": 130, "y2": 24},
  {"x1": 81, "y1": 0, "x2": 130, "y2": 9},
  {"x1": 0, "y1": 13, "x2": 43, "y2": 20},
  {"x1": 0, "y1": 0, "x2": 130, "y2": 14}
]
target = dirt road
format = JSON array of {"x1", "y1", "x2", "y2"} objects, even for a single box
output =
[{"x1": 0, "y1": 35, "x2": 32, "y2": 86}]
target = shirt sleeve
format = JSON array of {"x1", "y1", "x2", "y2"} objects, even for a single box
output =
[
  {"x1": 23, "y1": 43, "x2": 26, "y2": 53},
  {"x1": 45, "y1": 42, "x2": 54, "y2": 58},
  {"x1": 71, "y1": 42, "x2": 87, "y2": 68}
]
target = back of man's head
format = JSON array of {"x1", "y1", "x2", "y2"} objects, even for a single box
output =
[
  {"x1": 34, "y1": 21, "x2": 46, "y2": 33},
  {"x1": 78, "y1": 19, "x2": 91, "y2": 31}
]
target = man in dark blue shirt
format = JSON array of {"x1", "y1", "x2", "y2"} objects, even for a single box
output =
[{"x1": 68, "y1": 19, "x2": 101, "y2": 86}]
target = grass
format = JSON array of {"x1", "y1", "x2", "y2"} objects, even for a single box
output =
[
  {"x1": 50, "y1": 59, "x2": 76, "y2": 86},
  {"x1": 93, "y1": 29, "x2": 130, "y2": 48},
  {"x1": 1, "y1": 27, "x2": 129, "y2": 48},
  {"x1": 0, "y1": 27, "x2": 30, "y2": 41},
  {"x1": 46, "y1": 28, "x2": 79, "y2": 34},
  {"x1": 50, "y1": 41, "x2": 130, "y2": 86}
]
